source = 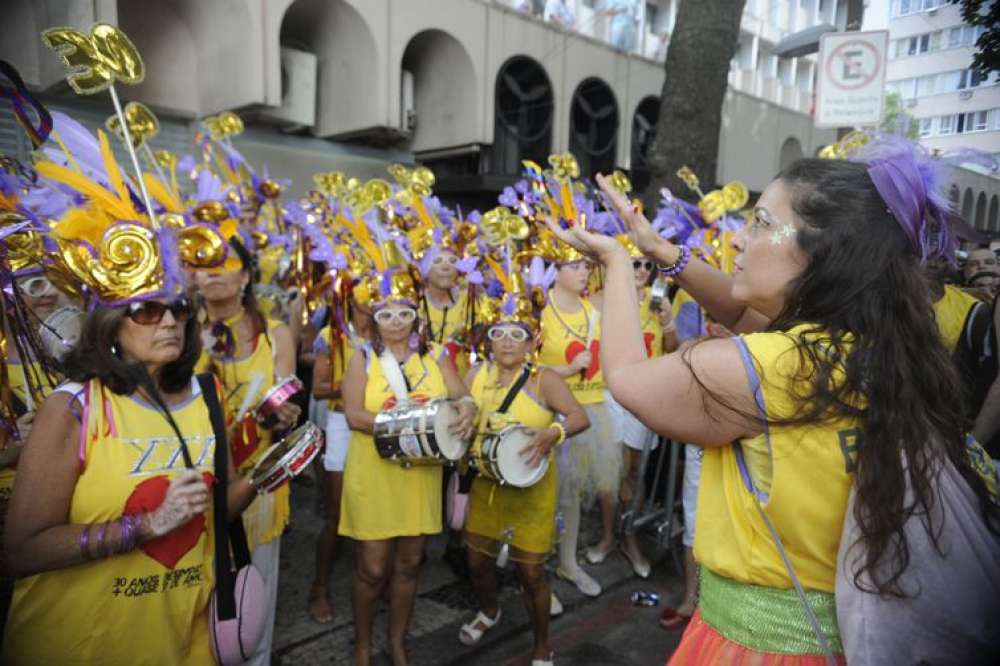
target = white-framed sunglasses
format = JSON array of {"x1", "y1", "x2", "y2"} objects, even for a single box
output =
[
  {"x1": 374, "y1": 307, "x2": 417, "y2": 325},
  {"x1": 20, "y1": 275, "x2": 55, "y2": 298},
  {"x1": 487, "y1": 326, "x2": 530, "y2": 342},
  {"x1": 431, "y1": 254, "x2": 459, "y2": 266}
]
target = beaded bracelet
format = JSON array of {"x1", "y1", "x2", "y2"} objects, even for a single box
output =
[
  {"x1": 657, "y1": 245, "x2": 691, "y2": 278},
  {"x1": 550, "y1": 422, "x2": 566, "y2": 445},
  {"x1": 79, "y1": 524, "x2": 92, "y2": 561}
]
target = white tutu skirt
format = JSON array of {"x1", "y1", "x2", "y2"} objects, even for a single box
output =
[{"x1": 556, "y1": 402, "x2": 622, "y2": 505}]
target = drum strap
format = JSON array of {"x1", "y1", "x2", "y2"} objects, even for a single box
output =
[
  {"x1": 497, "y1": 365, "x2": 533, "y2": 415},
  {"x1": 197, "y1": 372, "x2": 253, "y2": 621},
  {"x1": 377, "y1": 349, "x2": 412, "y2": 403}
]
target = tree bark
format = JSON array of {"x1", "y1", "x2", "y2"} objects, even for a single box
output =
[{"x1": 643, "y1": 0, "x2": 746, "y2": 209}]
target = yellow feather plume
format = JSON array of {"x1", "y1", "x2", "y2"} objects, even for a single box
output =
[
  {"x1": 483, "y1": 255, "x2": 511, "y2": 294},
  {"x1": 98, "y1": 130, "x2": 139, "y2": 220},
  {"x1": 52, "y1": 206, "x2": 112, "y2": 249},
  {"x1": 143, "y1": 173, "x2": 183, "y2": 213},
  {"x1": 35, "y1": 161, "x2": 138, "y2": 223}
]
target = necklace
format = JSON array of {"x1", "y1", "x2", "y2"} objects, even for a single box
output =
[
  {"x1": 548, "y1": 299, "x2": 589, "y2": 342},
  {"x1": 426, "y1": 292, "x2": 456, "y2": 343}
]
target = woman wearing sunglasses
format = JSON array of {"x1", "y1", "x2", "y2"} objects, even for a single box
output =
[
  {"x1": 339, "y1": 272, "x2": 476, "y2": 666},
  {"x1": 193, "y1": 238, "x2": 300, "y2": 666},
  {"x1": 458, "y1": 298, "x2": 589, "y2": 666}
]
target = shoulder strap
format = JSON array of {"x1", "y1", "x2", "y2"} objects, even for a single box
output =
[
  {"x1": 497, "y1": 364, "x2": 533, "y2": 415},
  {"x1": 197, "y1": 372, "x2": 252, "y2": 621}
]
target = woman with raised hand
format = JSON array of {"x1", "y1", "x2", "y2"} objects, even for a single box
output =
[{"x1": 547, "y1": 152, "x2": 1000, "y2": 664}]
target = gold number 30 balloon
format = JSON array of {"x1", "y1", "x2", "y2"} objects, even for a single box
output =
[{"x1": 41, "y1": 23, "x2": 145, "y2": 95}]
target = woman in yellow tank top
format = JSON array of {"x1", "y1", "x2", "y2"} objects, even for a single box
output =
[
  {"x1": 340, "y1": 271, "x2": 476, "y2": 666},
  {"x1": 537, "y1": 257, "x2": 617, "y2": 598},
  {"x1": 457, "y1": 291, "x2": 589, "y2": 666},
  {"x1": 193, "y1": 239, "x2": 300, "y2": 666},
  {"x1": 3, "y1": 297, "x2": 257, "y2": 665},
  {"x1": 547, "y1": 160, "x2": 1000, "y2": 665}
]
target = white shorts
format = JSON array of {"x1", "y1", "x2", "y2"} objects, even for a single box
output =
[
  {"x1": 323, "y1": 411, "x2": 350, "y2": 473},
  {"x1": 682, "y1": 444, "x2": 703, "y2": 548},
  {"x1": 604, "y1": 390, "x2": 657, "y2": 451}
]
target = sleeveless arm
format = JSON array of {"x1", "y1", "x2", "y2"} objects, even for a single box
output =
[
  {"x1": 538, "y1": 369, "x2": 589, "y2": 437},
  {"x1": 343, "y1": 350, "x2": 375, "y2": 434}
]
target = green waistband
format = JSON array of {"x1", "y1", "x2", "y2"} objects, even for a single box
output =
[{"x1": 699, "y1": 568, "x2": 843, "y2": 656}]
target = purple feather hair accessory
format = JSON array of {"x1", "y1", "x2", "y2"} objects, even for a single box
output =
[
  {"x1": 500, "y1": 294, "x2": 517, "y2": 316},
  {"x1": 455, "y1": 256, "x2": 478, "y2": 274},
  {"x1": 155, "y1": 226, "x2": 185, "y2": 299}
]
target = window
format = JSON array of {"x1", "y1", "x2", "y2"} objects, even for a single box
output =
[
  {"x1": 898, "y1": 77, "x2": 918, "y2": 99},
  {"x1": 958, "y1": 69, "x2": 986, "y2": 90},
  {"x1": 974, "y1": 110, "x2": 989, "y2": 131},
  {"x1": 919, "y1": 118, "x2": 934, "y2": 137},
  {"x1": 994, "y1": 109, "x2": 1000, "y2": 130},
  {"x1": 916, "y1": 74, "x2": 937, "y2": 96},
  {"x1": 939, "y1": 114, "x2": 956, "y2": 135},
  {"x1": 950, "y1": 27, "x2": 963, "y2": 48},
  {"x1": 940, "y1": 70, "x2": 961, "y2": 92}
]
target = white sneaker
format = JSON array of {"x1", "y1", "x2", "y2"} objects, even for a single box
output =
[
  {"x1": 556, "y1": 566, "x2": 602, "y2": 597},
  {"x1": 549, "y1": 591, "x2": 563, "y2": 617}
]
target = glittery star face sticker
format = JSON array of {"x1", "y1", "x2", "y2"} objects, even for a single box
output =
[{"x1": 769, "y1": 224, "x2": 796, "y2": 246}]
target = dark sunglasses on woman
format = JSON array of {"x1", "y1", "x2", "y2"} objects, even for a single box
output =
[
  {"x1": 632, "y1": 259, "x2": 654, "y2": 272},
  {"x1": 127, "y1": 298, "x2": 194, "y2": 325}
]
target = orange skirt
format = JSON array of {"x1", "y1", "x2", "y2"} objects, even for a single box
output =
[{"x1": 667, "y1": 610, "x2": 846, "y2": 666}]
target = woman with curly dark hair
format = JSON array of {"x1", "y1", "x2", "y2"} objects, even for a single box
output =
[{"x1": 547, "y1": 147, "x2": 1000, "y2": 665}]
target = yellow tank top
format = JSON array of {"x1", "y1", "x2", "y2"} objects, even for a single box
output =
[
  {"x1": 425, "y1": 291, "x2": 481, "y2": 377},
  {"x1": 639, "y1": 291, "x2": 663, "y2": 359},
  {"x1": 539, "y1": 299, "x2": 604, "y2": 404},
  {"x1": 694, "y1": 326, "x2": 856, "y2": 593},
  {"x1": 3, "y1": 379, "x2": 216, "y2": 665},
  {"x1": 316, "y1": 325, "x2": 359, "y2": 412},
  {"x1": 933, "y1": 284, "x2": 979, "y2": 354},
  {"x1": 471, "y1": 364, "x2": 555, "y2": 435},
  {"x1": 197, "y1": 316, "x2": 288, "y2": 547}
]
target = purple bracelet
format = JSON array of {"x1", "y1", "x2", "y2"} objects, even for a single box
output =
[
  {"x1": 95, "y1": 521, "x2": 109, "y2": 558},
  {"x1": 79, "y1": 524, "x2": 91, "y2": 560},
  {"x1": 117, "y1": 514, "x2": 142, "y2": 555},
  {"x1": 657, "y1": 245, "x2": 691, "y2": 278}
]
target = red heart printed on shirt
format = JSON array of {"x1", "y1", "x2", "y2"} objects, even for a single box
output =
[
  {"x1": 124, "y1": 472, "x2": 214, "y2": 570},
  {"x1": 565, "y1": 340, "x2": 601, "y2": 381},
  {"x1": 643, "y1": 332, "x2": 655, "y2": 358}
]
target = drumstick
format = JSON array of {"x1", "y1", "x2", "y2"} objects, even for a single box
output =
[{"x1": 238, "y1": 372, "x2": 266, "y2": 421}]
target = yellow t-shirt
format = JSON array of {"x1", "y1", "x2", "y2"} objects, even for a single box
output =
[
  {"x1": 639, "y1": 291, "x2": 663, "y2": 358},
  {"x1": 933, "y1": 284, "x2": 980, "y2": 354},
  {"x1": 425, "y1": 290, "x2": 482, "y2": 377},
  {"x1": 4, "y1": 379, "x2": 216, "y2": 665},
  {"x1": 197, "y1": 317, "x2": 288, "y2": 547},
  {"x1": 539, "y1": 299, "x2": 605, "y2": 404},
  {"x1": 694, "y1": 325, "x2": 856, "y2": 593},
  {"x1": 339, "y1": 348, "x2": 448, "y2": 540}
]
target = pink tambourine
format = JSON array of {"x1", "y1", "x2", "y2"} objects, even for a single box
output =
[{"x1": 254, "y1": 376, "x2": 304, "y2": 427}]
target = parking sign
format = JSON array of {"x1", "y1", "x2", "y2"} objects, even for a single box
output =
[{"x1": 815, "y1": 30, "x2": 889, "y2": 128}]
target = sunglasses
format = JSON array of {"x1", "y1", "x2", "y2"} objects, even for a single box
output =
[
  {"x1": 487, "y1": 326, "x2": 530, "y2": 342},
  {"x1": 431, "y1": 254, "x2": 459, "y2": 266},
  {"x1": 632, "y1": 260, "x2": 654, "y2": 272},
  {"x1": 21, "y1": 276, "x2": 55, "y2": 298},
  {"x1": 127, "y1": 298, "x2": 194, "y2": 326},
  {"x1": 374, "y1": 307, "x2": 417, "y2": 325}
]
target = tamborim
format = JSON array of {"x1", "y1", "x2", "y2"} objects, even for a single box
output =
[
  {"x1": 254, "y1": 376, "x2": 304, "y2": 427},
  {"x1": 249, "y1": 422, "x2": 322, "y2": 493},
  {"x1": 373, "y1": 399, "x2": 469, "y2": 466},
  {"x1": 649, "y1": 277, "x2": 669, "y2": 313},
  {"x1": 473, "y1": 425, "x2": 548, "y2": 488},
  {"x1": 39, "y1": 305, "x2": 84, "y2": 361}
]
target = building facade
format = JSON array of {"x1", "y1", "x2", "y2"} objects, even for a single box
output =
[
  {"x1": 1, "y1": 0, "x2": 839, "y2": 207},
  {"x1": 869, "y1": 0, "x2": 1000, "y2": 236}
]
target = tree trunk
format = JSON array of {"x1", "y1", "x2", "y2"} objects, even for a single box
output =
[{"x1": 643, "y1": 0, "x2": 746, "y2": 209}]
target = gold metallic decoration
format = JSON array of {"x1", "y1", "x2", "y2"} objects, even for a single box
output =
[
  {"x1": 258, "y1": 179, "x2": 282, "y2": 200},
  {"x1": 818, "y1": 130, "x2": 871, "y2": 160},
  {"x1": 0, "y1": 213, "x2": 46, "y2": 274},
  {"x1": 480, "y1": 206, "x2": 530, "y2": 245},
  {"x1": 698, "y1": 190, "x2": 728, "y2": 223},
  {"x1": 607, "y1": 170, "x2": 632, "y2": 195},
  {"x1": 721, "y1": 181, "x2": 750, "y2": 211},
  {"x1": 56, "y1": 223, "x2": 162, "y2": 303},
  {"x1": 314, "y1": 171, "x2": 346, "y2": 195},
  {"x1": 41, "y1": 23, "x2": 145, "y2": 95},
  {"x1": 202, "y1": 111, "x2": 244, "y2": 142},
  {"x1": 363, "y1": 179, "x2": 392, "y2": 207},
  {"x1": 177, "y1": 225, "x2": 227, "y2": 269},
  {"x1": 105, "y1": 101, "x2": 158, "y2": 148},
  {"x1": 548, "y1": 153, "x2": 579, "y2": 181},
  {"x1": 154, "y1": 149, "x2": 177, "y2": 169}
]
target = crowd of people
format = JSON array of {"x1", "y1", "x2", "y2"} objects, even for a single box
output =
[{"x1": 1, "y1": 39, "x2": 1000, "y2": 666}]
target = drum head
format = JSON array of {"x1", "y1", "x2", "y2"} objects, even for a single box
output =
[
  {"x1": 496, "y1": 427, "x2": 547, "y2": 488},
  {"x1": 432, "y1": 402, "x2": 467, "y2": 460},
  {"x1": 40, "y1": 306, "x2": 83, "y2": 360}
]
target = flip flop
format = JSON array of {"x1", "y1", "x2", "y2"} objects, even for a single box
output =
[{"x1": 658, "y1": 607, "x2": 691, "y2": 631}]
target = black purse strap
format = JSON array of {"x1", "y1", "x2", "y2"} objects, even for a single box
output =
[
  {"x1": 497, "y1": 364, "x2": 533, "y2": 414},
  {"x1": 197, "y1": 372, "x2": 252, "y2": 621}
]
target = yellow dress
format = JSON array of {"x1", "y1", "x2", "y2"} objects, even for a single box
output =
[
  {"x1": 465, "y1": 364, "x2": 557, "y2": 562},
  {"x1": 933, "y1": 284, "x2": 980, "y2": 354},
  {"x1": 695, "y1": 325, "x2": 856, "y2": 593},
  {"x1": 539, "y1": 299, "x2": 605, "y2": 404},
  {"x1": 3, "y1": 379, "x2": 216, "y2": 665},
  {"x1": 339, "y1": 348, "x2": 448, "y2": 540},
  {"x1": 197, "y1": 316, "x2": 288, "y2": 548}
]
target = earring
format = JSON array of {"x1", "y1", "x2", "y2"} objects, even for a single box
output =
[{"x1": 408, "y1": 332, "x2": 420, "y2": 351}]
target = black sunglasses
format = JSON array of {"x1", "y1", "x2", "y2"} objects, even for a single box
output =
[
  {"x1": 127, "y1": 298, "x2": 193, "y2": 326},
  {"x1": 632, "y1": 259, "x2": 654, "y2": 272}
]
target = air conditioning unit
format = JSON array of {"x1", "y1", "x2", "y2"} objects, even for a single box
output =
[
  {"x1": 959, "y1": 90, "x2": 973, "y2": 100},
  {"x1": 260, "y1": 47, "x2": 317, "y2": 127},
  {"x1": 400, "y1": 69, "x2": 416, "y2": 134},
  {"x1": 905, "y1": 98, "x2": 918, "y2": 108}
]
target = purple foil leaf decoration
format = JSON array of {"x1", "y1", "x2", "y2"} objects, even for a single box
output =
[
  {"x1": 466, "y1": 269, "x2": 484, "y2": 285},
  {"x1": 485, "y1": 279, "x2": 504, "y2": 298},
  {"x1": 499, "y1": 186, "x2": 519, "y2": 207},
  {"x1": 456, "y1": 256, "x2": 478, "y2": 274}
]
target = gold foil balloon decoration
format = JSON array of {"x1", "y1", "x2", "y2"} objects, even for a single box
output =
[
  {"x1": 364, "y1": 179, "x2": 392, "y2": 208},
  {"x1": 481, "y1": 207, "x2": 529, "y2": 245},
  {"x1": 57, "y1": 223, "x2": 162, "y2": 303},
  {"x1": 105, "y1": 101, "x2": 159, "y2": 148},
  {"x1": 41, "y1": 23, "x2": 145, "y2": 95},
  {"x1": 548, "y1": 153, "x2": 579, "y2": 181},
  {"x1": 0, "y1": 213, "x2": 46, "y2": 275},
  {"x1": 177, "y1": 225, "x2": 227, "y2": 269},
  {"x1": 607, "y1": 170, "x2": 632, "y2": 195},
  {"x1": 721, "y1": 181, "x2": 749, "y2": 211},
  {"x1": 314, "y1": 171, "x2": 345, "y2": 195},
  {"x1": 818, "y1": 130, "x2": 871, "y2": 160},
  {"x1": 202, "y1": 112, "x2": 244, "y2": 142}
]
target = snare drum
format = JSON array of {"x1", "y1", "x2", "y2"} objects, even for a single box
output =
[
  {"x1": 373, "y1": 399, "x2": 470, "y2": 466},
  {"x1": 249, "y1": 421, "x2": 322, "y2": 493},
  {"x1": 254, "y1": 376, "x2": 304, "y2": 427},
  {"x1": 39, "y1": 305, "x2": 83, "y2": 360},
  {"x1": 473, "y1": 425, "x2": 548, "y2": 488}
]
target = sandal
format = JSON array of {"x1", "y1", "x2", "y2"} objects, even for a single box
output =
[
  {"x1": 531, "y1": 653, "x2": 555, "y2": 665},
  {"x1": 307, "y1": 586, "x2": 334, "y2": 624},
  {"x1": 658, "y1": 607, "x2": 691, "y2": 631},
  {"x1": 458, "y1": 608, "x2": 502, "y2": 646}
]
